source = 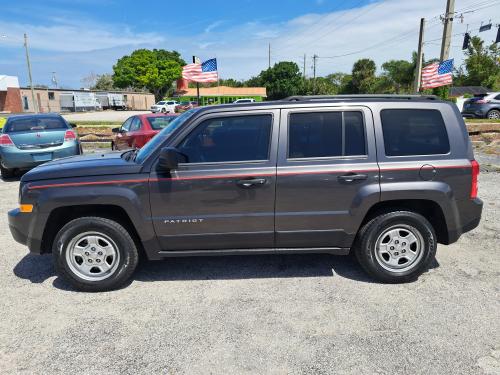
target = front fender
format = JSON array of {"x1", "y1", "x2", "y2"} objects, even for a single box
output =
[{"x1": 24, "y1": 176, "x2": 160, "y2": 255}]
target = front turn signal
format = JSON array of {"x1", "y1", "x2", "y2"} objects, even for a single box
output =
[{"x1": 19, "y1": 204, "x2": 33, "y2": 213}]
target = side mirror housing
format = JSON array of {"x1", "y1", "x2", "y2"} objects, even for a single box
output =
[
  {"x1": 158, "y1": 147, "x2": 186, "y2": 171},
  {"x1": 111, "y1": 127, "x2": 120, "y2": 133}
]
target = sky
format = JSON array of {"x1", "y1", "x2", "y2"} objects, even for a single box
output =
[{"x1": 0, "y1": 0, "x2": 498, "y2": 88}]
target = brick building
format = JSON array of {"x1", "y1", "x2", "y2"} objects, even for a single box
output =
[
  {"x1": 1, "y1": 75, "x2": 155, "y2": 113},
  {"x1": 0, "y1": 75, "x2": 22, "y2": 113}
]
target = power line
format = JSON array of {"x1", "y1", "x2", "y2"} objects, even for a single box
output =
[{"x1": 273, "y1": 0, "x2": 382, "y2": 54}]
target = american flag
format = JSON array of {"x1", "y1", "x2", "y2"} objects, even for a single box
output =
[
  {"x1": 182, "y1": 58, "x2": 218, "y2": 83},
  {"x1": 421, "y1": 59, "x2": 454, "y2": 89}
]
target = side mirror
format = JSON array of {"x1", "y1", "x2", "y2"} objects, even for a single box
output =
[
  {"x1": 112, "y1": 127, "x2": 120, "y2": 133},
  {"x1": 69, "y1": 123, "x2": 77, "y2": 128},
  {"x1": 158, "y1": 147, "x2": 186, "y2": 171}
]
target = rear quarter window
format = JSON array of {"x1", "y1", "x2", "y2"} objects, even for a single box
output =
[{"x1": 380, "y1": 109, "x2": 450, "y2": 156}]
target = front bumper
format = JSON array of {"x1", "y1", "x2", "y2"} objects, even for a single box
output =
[
  {"x1": 8, "y1": 208, "x2": 44, "y2": 254},
  {"x1": 0, "y1": 142, "x2": 81, "y2": 170}
]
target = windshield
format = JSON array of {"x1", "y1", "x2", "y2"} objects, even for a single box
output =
[
  {"x1": 135, "y1": 109, "x2": 198, "y2": 163},
  {"x1": 156, "y1": 101, "x2": 166, "y2": 105},
  {"x1": 4, "y1": 116, "x2": 68, "y2": 133}
]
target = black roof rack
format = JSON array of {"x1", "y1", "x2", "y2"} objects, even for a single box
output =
[{"x1": 284, "y1": 94, "x2": 439, "y2": 101}]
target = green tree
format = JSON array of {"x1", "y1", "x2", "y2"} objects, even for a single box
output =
[
  {"x1": 112, "y1": 49, "x2": 185, "y2": 100},
  {"x1": 257, "y1": 62, "x2": 304, "y2": 100},
  {"x1": 350, "y1": 58, "x2": 377, "y2": 93},
  {"x1": 92, "y1": 74, "x2": 115, "y2": 91},
  {"x1": 325, "y1": 72, "x2": 352, "y2": 93},
  {"x1": 381, "y1": 59, "x2": 414, "y2": 93},
  {"x1": 458, "y1": 36, "x2": 500, "y2": 89}
]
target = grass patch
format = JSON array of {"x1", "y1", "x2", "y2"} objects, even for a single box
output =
[
  {"x1": 82, "y1": 142, "x2": 112, "y2": 149},
  {"x1": 68, "y1": 121, "x2": 123, "y2": 127},
  {"x1": 465, "y1": 119, "x2": 500, "y2": 124},
  {"x1": 71, "y1": 121, "x2": 122, "y2": 127}
]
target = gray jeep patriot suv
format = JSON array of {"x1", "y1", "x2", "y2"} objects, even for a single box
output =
[{"x1": 8, "y1": 95, "x2": 483, "y2": 291}]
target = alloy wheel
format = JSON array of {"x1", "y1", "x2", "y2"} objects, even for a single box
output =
[
  {"x1": 374, "y1": 224, "x2": 424, "y2": 273},
  {"x1": 66, "y1": 232, "x2": 120, "y2": 281}
]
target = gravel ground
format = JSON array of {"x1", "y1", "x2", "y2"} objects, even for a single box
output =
[
  {"x1": 0, "y1": 171, "x2": 498, "y2": 374},
  {"x1": 62, "y1": 110, "x2": 151, "y2": 122}
]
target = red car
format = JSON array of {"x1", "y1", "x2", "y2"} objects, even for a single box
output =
[{"x1": 111, "y1": 113, "x2": 178, "y2": 150}]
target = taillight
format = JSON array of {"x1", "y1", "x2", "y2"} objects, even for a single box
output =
[
  {"x1": 475, "y1": 99, "x2": 489, "y2": 104},
  {"x1": 0, "y1": 134, "x2": 15, "y2": 147},
  {"x1": 470, "y1": 160, "x2": 480, "y2": 199},
  {"x1": 64, "y1": 130, "x2": 77, "y2": 142}
]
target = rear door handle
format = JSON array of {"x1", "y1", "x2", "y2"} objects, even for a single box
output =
[
  {"x1": 337, "y1": 173, "x2": 368, "y2": 182},
  {"x1": 236, "y1": 178, "x2": 266, "y2": 188}
]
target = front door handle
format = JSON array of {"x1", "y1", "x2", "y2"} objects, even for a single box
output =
[
  {"x1": 236, "y1": 178, "x2": 266, "y2": 188},
  {"x1": 337, "y1": 173, "x2": 368, "y2": 182}
]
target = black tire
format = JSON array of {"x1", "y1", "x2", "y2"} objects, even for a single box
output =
[
  {"x1": 487, "y1": 109, "x2": 500, "y2": 120},
  {"x1": 161, "y1": 108, "x2": 167, "y2": 114},
  {"x1": 354, "y1": 211, "x2": 436, "y2": 283},
  {"x1": 0, "y1": 164, "x2": 14, "y2": 179},
  {"x1": 52, "y1": 217, "x2": 139, "y2": 292}
]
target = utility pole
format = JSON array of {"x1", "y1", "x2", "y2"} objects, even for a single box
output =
[
  {"x1": 440, "y1": 0, "x2": 455, "y2": 61},
  {"x1": 303, "y1": 54, "x2": 306, "y2": 82},
  {"x1": 51, "y1": 72, "x2": 58, "y2": 88},
  {"x1": 24, "y1": 33, "x2": 38, "y2": 113},
  {"x1": 414, "y1": 18, "x2": 426, "y2": 92},
  {"x1": 268, "y1": 43, "x2": 271, "y2": 69},
  {"x1": 312, "y1": 54, "x2": 318, "y2": 94}
]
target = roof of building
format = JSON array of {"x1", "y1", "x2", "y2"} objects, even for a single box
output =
[
  {"x1": 176, "y1": 86, "x2": 267, "y2": 97},
  {"x1": 449, "y1": 86, "x2": 490, "y2": 97},
  {"x1": 0, "y1": 75, "x2": 20, "y2": 90}
]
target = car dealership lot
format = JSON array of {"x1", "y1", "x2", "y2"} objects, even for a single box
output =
[{"x1": 0, "y1": 171, "x2": 498, "y2": 374}]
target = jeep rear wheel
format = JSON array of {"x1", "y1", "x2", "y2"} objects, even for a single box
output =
[
  {"x1": 354, "y1": 211, "x2": 436, "y2": 283},
  {"x1": 53, "y1": 217, "x2": 138, "y2": 292}
]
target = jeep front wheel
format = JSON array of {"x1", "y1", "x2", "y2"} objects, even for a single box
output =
[
  {"x1": 354, "y1": 211, "x2": 436, "y2": 283},
  {"x1": 53, "y1": 217, "x2": 139, "y2": 292}
]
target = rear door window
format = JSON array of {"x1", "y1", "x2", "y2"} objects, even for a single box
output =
[
  {"x1": 288, "y1": 111, "x2": 366, "y2": 158},
  {"x1": 380, "y1": 109, "x2": 450, "y2": 156}
]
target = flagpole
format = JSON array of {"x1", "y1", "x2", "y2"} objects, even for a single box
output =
[{"x1": 193, "y1": 56, "x2": 200, "y2": 106}]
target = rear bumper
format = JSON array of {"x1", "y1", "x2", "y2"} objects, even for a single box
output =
[
  {"x1": 0, "y1": 142, "x2": 80, "y2": 169},
  {"x1": 447, "y1": 198, "x2": 483, "y2": 244}
]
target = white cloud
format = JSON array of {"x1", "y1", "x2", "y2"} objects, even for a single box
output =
[
  {"x1": 204, "y1": 21, "x2": 225, "y2": 34},
  {"x1": 197, "y1": 0, "x2": 495, "y2": 79},
  {"x1": 1, "y1": 0, "x2": 497, "y2": 87},
  {"x1": 0, "y1": 19, "x2": 165, "y2": 52}
]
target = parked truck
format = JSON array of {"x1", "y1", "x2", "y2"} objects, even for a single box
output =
[
  {"x1": 96, "y1": 93, "x2": 127, "y2": 111},
  {"x1": 60, "y1": 92, "x2": 101, "y2": 112}
]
